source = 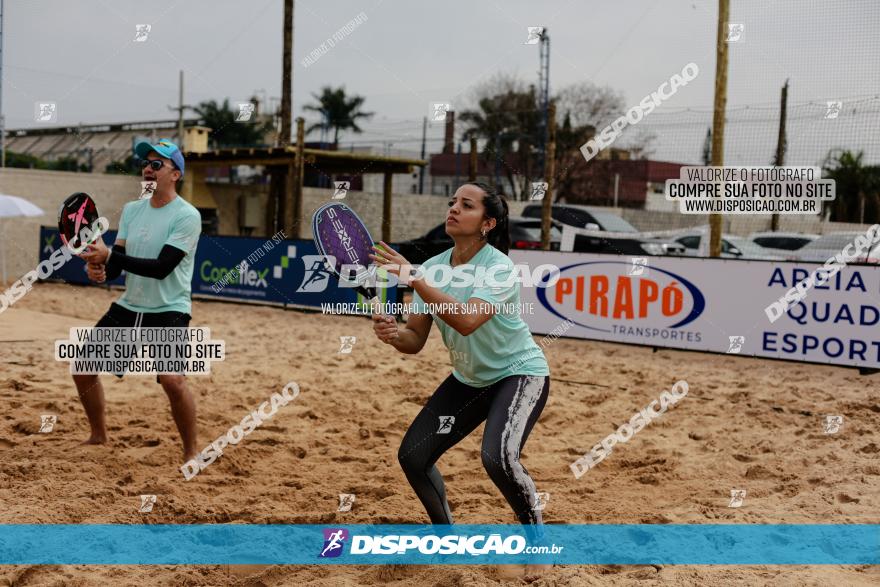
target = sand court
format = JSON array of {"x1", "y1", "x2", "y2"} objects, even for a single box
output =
[{"x1": 0, "y1": 283, "x2": 877, "y2": 585}]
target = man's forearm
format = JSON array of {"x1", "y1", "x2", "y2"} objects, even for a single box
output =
[{"x1": 105, "y1": 244, "x2": 185, "y2": 280}]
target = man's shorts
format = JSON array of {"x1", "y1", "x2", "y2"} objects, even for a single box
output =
[{"x1": 94, "y1": 302, "x2": 192, "y2": 381}]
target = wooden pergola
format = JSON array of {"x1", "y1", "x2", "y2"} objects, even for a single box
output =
[{"x1": 181, "y1": 131, "x2": 426, "y2": 241}]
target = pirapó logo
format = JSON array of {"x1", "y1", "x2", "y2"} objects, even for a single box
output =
[
  {"x1": 536, "y1": 261, "x2": 705, "y2": 333},
  {"x1": 319, "y1": 528, "x2": 349, "y2": 558}
]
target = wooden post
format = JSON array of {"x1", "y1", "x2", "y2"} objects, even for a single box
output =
[
  {"x1": 280, "y1": 0, "x2": 293, "y2": 145},
  {"x1": 268, "y1": 0, "x2": 294, "y2": 236},
  {"x1": 542, "y1": 102, "x2": 556, "y2": 250},
  {"x1": 709, "y1": 0, "x2": 729, "y2": 258},
  {"x1": 284, "y1": 160, "x2": 295, "y2": 238},
  {"x1": 291, "y1": 117, "x2": 305, "y2": 239},
  {"x1": 468, "y1": 136, "x2": 477, "y2": 181},
  {"x1": 771, "y1": 79, "x2": 788, "y2": 232},
  {"x1": 382, "y1": 172, "x2": 393, "y2": 242}
]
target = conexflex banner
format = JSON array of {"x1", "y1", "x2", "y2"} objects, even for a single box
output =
[{"x1": 37, "y1": 228, "x2": 393, "y2": 312}]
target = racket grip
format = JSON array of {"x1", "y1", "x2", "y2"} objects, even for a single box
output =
[{"x1": 369, "y1": 296, "x2": 384, "y2": 317}]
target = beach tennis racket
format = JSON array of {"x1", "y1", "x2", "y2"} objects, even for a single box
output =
[
  {"x1": 58, "y1": 192, "x2": 101, "y2": 251},
  {"x1": 312, "y1": 202, "x2": 385, "y2": 314}
]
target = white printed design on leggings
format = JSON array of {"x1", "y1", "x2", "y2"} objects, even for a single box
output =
[{"x1": 500, "y1": 376, "x2": 545, "y2": 524}]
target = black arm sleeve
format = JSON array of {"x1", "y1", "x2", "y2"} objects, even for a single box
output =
[{"x1": 105, "y1": 244, "x2": 186, "y2": 280}]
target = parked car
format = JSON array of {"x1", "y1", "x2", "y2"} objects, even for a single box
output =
[
  {"x1": 673, "y1": 231, "x2": 785, "y2": 260},
  {"x1": 748, "y1": 231, "x2": 819, "y2": 251},
  {"x1": 793, "y1": 232, "x2": 880, "y2": 264},
  {"x1": 523, "y1": 203, "x2": 686, "y2": 256},
  {"x1": 396, "y1": 216, "x2": 563, "y2": 265},
  {"x1": 522, "y1": 203, "x2": 638, "y2": 232}
]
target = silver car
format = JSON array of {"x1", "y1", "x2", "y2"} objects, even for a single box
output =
[
  {"x1": 673, "y1": 232, "x2": 785, "y2": 260},
  {"x1": 793, "y1": 232, "x2": 880, "y2": 264}
]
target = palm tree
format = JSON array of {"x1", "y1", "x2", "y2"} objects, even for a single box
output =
[
  {"x1": 822, "y1": 150, "x2": 880, "y2": 223},
  {"x1": 303, "y1": 87, "x2": 374, "y2": 147},
  {"x1": 460, "y1": 85, "x2": 541, "y2": 198},
  {"x1": 192, "y1": 99, "x2": 272, "y2": 149}
]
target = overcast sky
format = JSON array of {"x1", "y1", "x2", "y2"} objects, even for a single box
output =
[{"x1": 5, "y1": 0, "x2": 879, "y2": 165}]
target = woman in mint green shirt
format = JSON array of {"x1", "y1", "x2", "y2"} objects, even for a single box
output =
[{"x1": 370, "y1": 182, "x2": 551, "y2": 537}]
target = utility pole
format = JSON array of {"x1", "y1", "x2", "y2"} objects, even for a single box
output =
[
  {"x1": 541, "y1": 102, "x2": 556, "y2": 250},
  {"x1": 537, "y1": 28, "x2": 550, "y2": 178},
  {"x1": 418, "y1": 116, "x2": 427, "y2": 194},
  {"x1": 770, "y1": 79, "x2": 788, "y2": 232},
  {"x1": 468, "y1": 136, "x2": 477, "y2": 181},
  {"x1": 0, "y1": 0, "x2": 6, "y2": 168},
  {"x1": 269, "y1": 0, "x2": 294, "y2": 235},
  {"x1": 613, "y1": 173, "x2": 620, "y2": 209},
  {"x1": 280, "y1": 0, "x2": 293, "y2": 145},
  {"x1": 168, "y1": 71, "x2": 190, "y2": 149},
  {"x1": 709, "y1": 0, "x2": 730, "y2": 258},
  {"x1": 493, "y1": 134, "x2": 501, "y2": 189},
  {"x1": 177, "y1": 70, "x2": 184, "y2": 148}
]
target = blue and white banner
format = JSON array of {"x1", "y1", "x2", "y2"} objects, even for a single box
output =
[
  {"x1": 0, "y1": 524, "x2": 876, "y2": 565},
  {"x1": 513, "y1": 251, "x2": 880, "y2": 369},
  {"x1": 37, "y1": 228, "x2": 394, "y2": 312}
]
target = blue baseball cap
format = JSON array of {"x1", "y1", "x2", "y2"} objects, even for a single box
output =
[{"x1": 135, "y1": 138, "x2": 185, "y2": 177}]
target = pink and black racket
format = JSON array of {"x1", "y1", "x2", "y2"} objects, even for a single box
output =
[
  {"x1": 57, "y1": 192, "x2": 100, "y2": 251},
  {"x1": 311, "y1": 202, "x2": 383, "y2": 313}
]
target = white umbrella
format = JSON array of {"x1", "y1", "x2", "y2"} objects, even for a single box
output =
[{"x1": 0, "y1": 194, "x2": 46, "y2": 285}]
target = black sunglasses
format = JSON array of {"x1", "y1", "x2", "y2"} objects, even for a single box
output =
[{"x1": 140, "y1": 159, "x2": 175, "y2": 171}]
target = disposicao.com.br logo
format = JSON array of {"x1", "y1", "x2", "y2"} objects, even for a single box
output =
[{"x1": 317, "y1": 528, "x2": 562, "y2": 559}]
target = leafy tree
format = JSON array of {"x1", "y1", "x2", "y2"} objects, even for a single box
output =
[
  {"x1": 303, "y1": 86, "x2": 374, "y2": 146},
  {"x1": 105, "y1": 154, "x2": 139, "y2": 175},
  {"x1": 5, "y1": 151, "x2": 88, "y2": 172},
  {"x1": 460, "y1": 75, "x2": 654, "y2": 200},
  {"x1": 192, "y1": 98, "x2": 272, "y2": 148},
  {"x1": 822, "y1": 150, "x2": 880, "y2": 223}
]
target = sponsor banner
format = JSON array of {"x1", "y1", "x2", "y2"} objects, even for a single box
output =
[
  {"x1": 37, "y1": 228, "x2": 393, "y2": 311},
  {"x1": 0, "y1": 524, "x2": 875, "y2": 564},
  {"x1": 511, "y1": 250, "x2": 880, "y2": 369},
  {"x1": 38, "y1": 228, "x2": 126, "y2": 287}
]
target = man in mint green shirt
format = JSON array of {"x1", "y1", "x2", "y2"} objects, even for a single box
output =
[{"x1": 78, "y1": 139, "x2": 201, "y2": 465}]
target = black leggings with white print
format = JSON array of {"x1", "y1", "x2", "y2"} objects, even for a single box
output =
[{"x1": 397, "y1": 374, "x2": 549, "y2": 529}]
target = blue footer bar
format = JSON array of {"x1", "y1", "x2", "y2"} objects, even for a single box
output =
[{"x1": 0, "y1": 524, "x2": 877, "y2": 565}]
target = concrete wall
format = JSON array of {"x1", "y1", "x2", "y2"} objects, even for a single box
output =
[
  {"x1": 0, "y1": 169, "x2": 512, "y2": 284},
  {"x1": 209, "y1": 184, "x2": 528, "y2": 241},
  {"x1": 5, "y1": 167, "x2": 866, "y2": 286},
  {"x1": 0, "y1": 168, "x2": 136, "y2": 284}
]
